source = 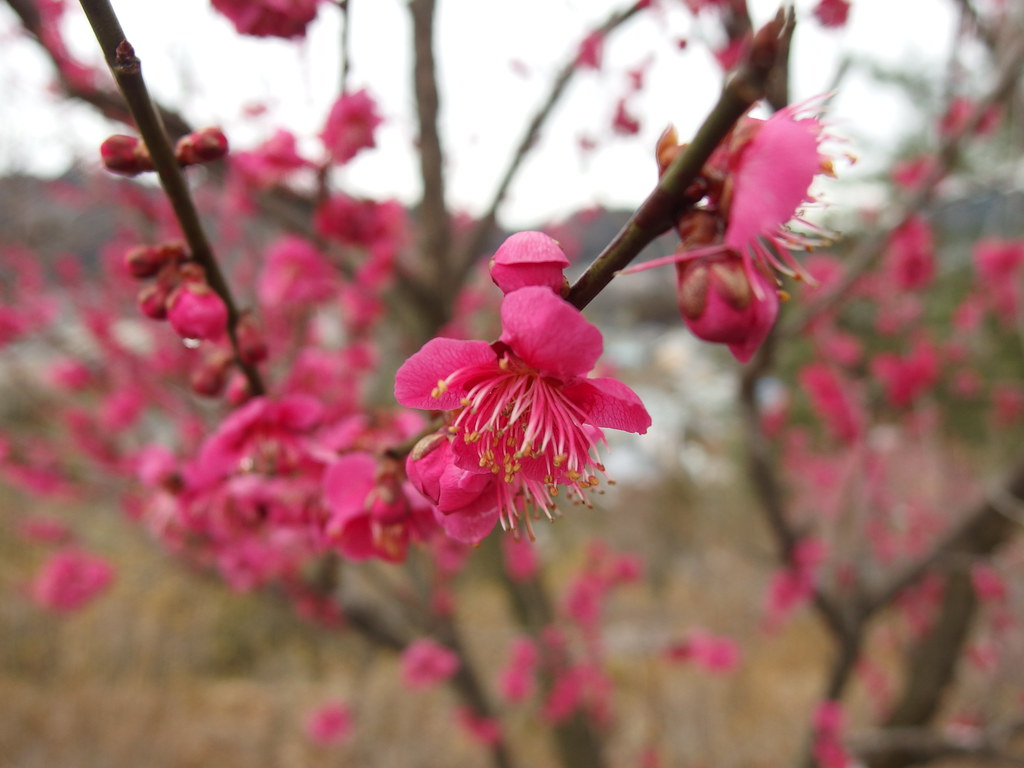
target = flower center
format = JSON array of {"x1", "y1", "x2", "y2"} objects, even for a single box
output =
[{"x1": 436, "y1": 353, "x2": 606, "y2": 535}]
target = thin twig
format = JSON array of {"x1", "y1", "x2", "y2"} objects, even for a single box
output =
[{"x1": 77, "y1": 0, "x2": 266, "y2": 396}]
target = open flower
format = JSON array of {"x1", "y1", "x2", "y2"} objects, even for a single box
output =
[
  {"x1": 626, "y1": 98, "x2": 834, "y2": 362},
  {"x1": 395, "y1": 286, "x2": 650, "y2": 540}
]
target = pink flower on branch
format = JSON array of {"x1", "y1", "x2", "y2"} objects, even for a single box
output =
[
  {"x1": 305, "y1": 700, "x2": 354, "y2": 746},
  {"x1": 626, "y1": 98, "x2": 835, "y2": 362},
  {"x1": 320, "y1": 88, "x2": 383, "y2": 165},
  {"x1": 30, "y1": 548, "x2": 115, "y2": 612},
  {"x1": 401, "y1": 638, "x2": 460, "y2": 689},
  {"x1": 211, "y1": 0, "x2": 324, "y2": 39},
  {"x1": 395, "y1": 286, "x2": 650, "y2": 541}
]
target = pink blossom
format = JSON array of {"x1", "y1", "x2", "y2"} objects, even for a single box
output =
[
  {"x1": 455, "y1": 708, "x2": 502, "y2": 745},
  {"x1": 320, "y1": 88, "x2": 383, "y2": 164},
  {"x1": 612, "y1": 97, "x2": 641, "y2": 135},
  {"x1": 18, "y1": 516, "x2": 71, "y2": 545},
  {"x1": 940, "y1": 97, "x2": 1002, "y2": 138},
  {"x1": 629, "y1": 100, "x2": 831, "y2": 362},
  {"x1": 305, "y1": 700, "x2": 353, "y2": 746},
  {"x1": 724, "y1": 102, "x2": 829, "y2": 264},
  {"x1": 232, "y1": 130, "x2": 313, "y2": 188},
  {"x1": 258, "y1": 235, "x2": 339, "y2": 309},
  {"x1": 994, "y1": 383, "x2": 1024, "y2": 423},
  {"x1": 891, "y1": 155, "x2": 937, "y2": 190},
  {"x1": 405, "y1": 438, "x2": 503, "y2": 544},
  {"x1": 400, "y1": 638, "x2": 460, "y2": 689},
  {"x1": 971, "y1": 563, "x2": 1007, "y2": 603},
  {"x1": 665, "y1": 629, "x2": 741, "y2": 673},
  {"x1": 575, "y1": 31, "x2": 604, "y2": 70},
  {"x1": 764, "y1": 538, "x2": 825, "y2": 630},
  {"x1": 542, "y1": 663, "x2": 612, "y2": 725},
  {"x1": 30, "y1": 548, "x2": 115, "y2": 611},
  {"x1": 211, "y1": 0, "x2": 323, "y2": 39},
  {"x1": 885, "y1": 215, "x2": 934, "y2": 290},
  {"x1": 47, "y1": 358, "x2": 93, "y2": 391},
  {"x1": 323, "y1": 452, "x2": 436, "y2": 562},
  {"x1": 396, "y1": 286, "x2": 650, "y2": 539},
  {"x1": 973, "y1": 239, "x2": 1024, "y2": 323},
  {"x1": 489, "y1": 231, "x2": 570, "y2": 296},
  {"x1": 499, "y1": 637, "x2": 539, "y2": 703},
  {"x1": 502, "y1": 534, "x2": 539, "y2": 581},
  {"x1": 870, "y1": 339, "x2": 940, "y2": 409},
  {"x1": 812, "y1": 701, "x2": 852, "y2": 768},
  {"x1": 166, "y1": 281, "x2": 228, "y2": 341},
  {"x1": 799, "y1": 362, "x2": 864, "y2": 443},
  {"x1": 813, "y1": 0, "x2": 850, "y2": 28},
  {"x1": 676, "y1": 256, "x2": 779, "y2": 363}
]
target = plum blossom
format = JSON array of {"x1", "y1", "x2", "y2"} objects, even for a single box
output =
[
  {"x1": 401, "y1": 638, "x2": 460, "y2": 689},
  {"x1": 320, "y1": 89, "x2": 383, "y2": 164},
  {"x1": 489, "y1": 231, "x2": 569, "y2": 296},
  {"x1": 323, "y1": 452, "x2": 437, "y2": 562},
  {"x1": 626, "y1": 99, "x2": 834, "y2": 362},
  {"x1": 305, "y1": 700, "x2": 354, "y2": 746},
  {"x1": 395, "y1": 286, "x2": 650, "y2": 541},
  {"x1": 30, "y1": 548, "x2": 115, "y2": 611},
  {"x1": 211, "y1": 0, "x2": 323, "y2": 39}
]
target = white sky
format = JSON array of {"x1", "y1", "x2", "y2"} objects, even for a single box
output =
[{"x1": 0, "y1": 0, "x2": 962, "y2": 228}]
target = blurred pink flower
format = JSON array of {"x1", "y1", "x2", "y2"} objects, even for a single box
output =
[
  {"x1": 320, "y1": 89, "x2": 382, "y2": 164},
  {"x1": 211, "y1": 0, "x2": 323, "y2": 39},
  {"x1": 30, "y1": 548, "x2": 114, "y2": 612},
  {"x1": 665, "y1": 628, "x2": 741, "y2": 673},
  {"x1": 401, "y1": 638, "x2": 460, "y2": 689},
  {"x1": 305, "y1": 700, "x2": 353, "y2": 746}
]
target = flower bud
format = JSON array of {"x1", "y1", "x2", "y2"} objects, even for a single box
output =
[
  {"x1": 100, "y1": 135, "x2": 153, "y2": 176},
  {"x1": 190, "y1": 351, "x2": 232, "y2": 397},
  {"x1": 676, "y1": 257, "x2": 779, "y2": 363},
  {"x1": 166, "y1": 281, "x2": 228, "y2": 340},
  {"x1": 489, "y1": 231, "x2": 570, "y2": 296},
  {"x1": 175, "y1": 127, "x2": 229, "y2": 165},
  {"x1": 124, "y1": 245, "x2": 164, "y2": 279},
  {"x1": 137, "y1": 282, "x2": 171, "y2": 320},
  {"x1": 235, "y1": 312, "x2": 268, "y2": 364}
]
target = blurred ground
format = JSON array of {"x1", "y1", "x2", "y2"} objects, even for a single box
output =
[{"x1": 0, "y1": 468, "x2": 849, "y2": 768}]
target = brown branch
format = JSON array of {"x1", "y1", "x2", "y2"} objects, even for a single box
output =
[
  {"x1": 408, "y1": 0, "x2": 450, "y2": 289},
  {"x1": 566, "y1": 7, "x2": 794, "y2": 311},
  {"x1": 77, "y1": 0, "x2": 265, "y2": 396},
  {"x1": 852, "y1": 722, "x2": 1024, "y2": 767}
]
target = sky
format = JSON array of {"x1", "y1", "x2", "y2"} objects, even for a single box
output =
[{"x1": 0, "y1": 0, "x2": 964, "y2": 228}]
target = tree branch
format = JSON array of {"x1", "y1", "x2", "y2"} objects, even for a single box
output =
[
  {"x1": 566, "y1": 8, "x2": 794, "y2": 311},
  {"x1": 77, "y1": 0, "x2": 265, "y2": 396}
]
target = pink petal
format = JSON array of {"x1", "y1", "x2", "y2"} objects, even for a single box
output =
[
  {"x1": 394, "y1": 337, "x2": 495, "y2": 409},
  {"x1": 499, "y1": 287, "x2": 602, "y2": 381},
  {"x1": 433, "y1": 502, "x2": 500, "y2": 545},
  {"x1": 563, "y1": 377, "x2": 651, "y2": 434},
  {"x1": 490, "y1": 231, "x2": 569, "y2": 295},
  {"x1": 726, "y1": 109, "x2": 822, "y2": 249},
  {"x1": 323, "y1": 452, "x2": 376, "y2": 521}
]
